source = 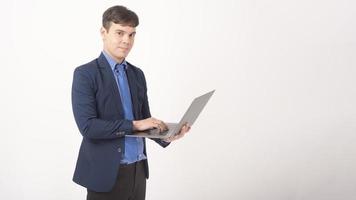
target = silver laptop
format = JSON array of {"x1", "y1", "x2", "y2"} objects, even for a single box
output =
[{"x1": 128, "y1": 90, "x2": 215, "y2": 139}]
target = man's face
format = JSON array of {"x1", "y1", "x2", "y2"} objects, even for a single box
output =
[{"x1": 101, "y1": 22, "x2": 136, "y2": 63}]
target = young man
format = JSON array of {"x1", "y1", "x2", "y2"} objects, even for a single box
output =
[{"x1": 71, "y1": 5, "x2": 190, "y2": 200}]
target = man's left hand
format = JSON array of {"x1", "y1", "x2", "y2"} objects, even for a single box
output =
[{"x1": 163, "y1": 123, "x2": 191, "y2": 143}]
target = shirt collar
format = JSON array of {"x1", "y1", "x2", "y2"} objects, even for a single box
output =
[{"x1": 102, "y1": 50, "x2": 127, "y2": 71}]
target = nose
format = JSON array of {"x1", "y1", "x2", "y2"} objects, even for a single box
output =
[{"x1": 122, "y1": 35, "x2": 130, "y2": 45}]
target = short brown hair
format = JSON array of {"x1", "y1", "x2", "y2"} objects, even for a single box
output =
[{"x1": 102, "y1": 5, "x2": 139, "y2": 30}]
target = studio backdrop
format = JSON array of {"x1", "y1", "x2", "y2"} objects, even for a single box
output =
[{"x1": 1, "y1": 0, "x2": 355, "y2": 199}]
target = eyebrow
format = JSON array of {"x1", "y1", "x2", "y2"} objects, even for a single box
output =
[{"x1": 114, "y1": 29, "x2": 136, "y2": 35}]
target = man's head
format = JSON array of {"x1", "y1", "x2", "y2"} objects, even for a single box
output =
[{"x1": 101, "y1": 6, "x2": 139, "y2": 63}]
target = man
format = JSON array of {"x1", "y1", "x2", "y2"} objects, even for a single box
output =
[{"x1": 71, "y1": 5, "x2": 190, "y2": 200}]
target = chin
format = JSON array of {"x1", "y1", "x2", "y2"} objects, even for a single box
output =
[
  {"x1": 116, "y1": 50, "x2": 128, "y2": 55},
  {"x1": 113, "y1": 53, "x2": 127, "y2": 60}
]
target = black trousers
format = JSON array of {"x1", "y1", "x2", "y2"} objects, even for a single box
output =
[{"x1": 87, "y1": 160, "x2": 146, "y2": 200}]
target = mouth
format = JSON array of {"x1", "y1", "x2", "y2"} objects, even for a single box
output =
[{"x1": 118, "y1": 47, "x2": 129, "y2": 51}]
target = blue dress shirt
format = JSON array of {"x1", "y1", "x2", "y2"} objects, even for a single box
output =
[{"x1": 102, "y1": 51, "x2": 146, "y2": 164}]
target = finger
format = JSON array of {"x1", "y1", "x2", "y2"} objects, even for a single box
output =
[
  {"x1": 178, "y1": 130, "x2": 187, "y2": 138},
  {"x1": 185, "y1": 127, "x2": 190, "y2": 133},
  {"x1": 158, "y1": 124, "x2": 165, "y2": 132},
  {"x1": 152, "y1": 122, "x2": 160, "y2": 130},
  {"x1": 165, "y1": 136, "x2": 173, "y2": 142},
  {"x1": 184, "y1": 125, "x2": 191, "y2": 132},
  {"x1": 179, "y1": 131, "x2": 186, "y2": 137},
  {"x1": 183, "y1": 125, "x2": 189, "y2": 131},
  {"x1": 156, "y1": 121, "x2": 167, "y2": 132},
  {"x1": 180, "y1": 125, "x2": 189, "y2": 133},
  {"x1": 152, "y1": 120, "x2": 163, "y2": 130},
  {"x1": 174, "y1": 132, "x2": 182, "y2": 139},
  {"x1": 156, "y1": 124, "x2": 161, "y2": 131},
  {"x1": 153, "y1": 120, "x2": 161, "y2": 127},
  {"x1": 160, "y1": 121, "x2": 168, "y2": 130}
]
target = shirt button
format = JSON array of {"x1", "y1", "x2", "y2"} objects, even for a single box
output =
[{"x1": 117, "y1": 148, "x2": 121, "y2": 153}]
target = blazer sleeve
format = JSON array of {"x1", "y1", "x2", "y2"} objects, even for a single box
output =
[
  {"x1": 139, "y1": 70, "x2": 170, "y2": 148},
  {"x1": 72, "y1": 68, "x2": 133, "y2": 140}
]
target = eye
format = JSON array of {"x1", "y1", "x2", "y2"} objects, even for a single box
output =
[
  {"x1": 129, "y1": 33, "x2": 136, "y2": 38},
  {"x1": 116, "y1": 31, "x2": 124, "y2": 36}
]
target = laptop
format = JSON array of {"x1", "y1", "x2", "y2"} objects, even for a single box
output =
[{"x1": 127, "y1": 90, "x2": 215, "y2": 139}]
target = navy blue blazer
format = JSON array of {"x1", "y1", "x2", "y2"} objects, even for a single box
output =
[{"x1": 71, "y1": 53, "x2": 169, "y2": 192}]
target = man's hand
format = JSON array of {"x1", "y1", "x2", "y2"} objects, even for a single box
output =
[
  {"x1": 163, "y1": 123, "x2": 191, "y2": 143},
  {"x1": 132, "y1": 117, "x2": 168, "y2": 133}
]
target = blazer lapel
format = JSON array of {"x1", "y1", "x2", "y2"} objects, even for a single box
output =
[{"x1": 97, "y1": 53, "x2": 124, "y2": 117}]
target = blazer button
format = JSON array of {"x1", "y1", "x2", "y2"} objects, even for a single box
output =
[
  {"x1": 117, "y1": 148, "x2": 121, "y2": 153},
  {"x1": 116, "y1": 131, "x2": 125, "y2": 136}
]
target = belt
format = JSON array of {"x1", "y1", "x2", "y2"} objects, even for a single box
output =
[{"x1": 120, "y1": 160, "x2": 144, "y2": 168}]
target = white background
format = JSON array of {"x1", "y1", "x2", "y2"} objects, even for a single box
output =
[{"x1": 1, "y1": 0, "x2": 355, "y2": 199}]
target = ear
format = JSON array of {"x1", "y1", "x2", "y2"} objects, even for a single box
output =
[{"x1": 100, "y1": 27, "x2": 107, "y2": 40}]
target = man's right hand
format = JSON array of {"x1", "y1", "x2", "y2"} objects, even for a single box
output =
[{"x1": 132, "y1": 118, "x2": 168, "y2": 133}]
